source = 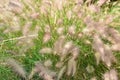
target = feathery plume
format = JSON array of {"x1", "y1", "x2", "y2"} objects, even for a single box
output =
[
  {"x1": 22, "y1": 22, "x2": 32, "y2": 36},
  {"x1": 93, "y1": 34, "x2": 105, "y2": 65},
  {"x1": 93, "y1": 34, "x2": 105, "y2": 58},
  {"x1": 103, "y1": 69, "x2": 118, "y2": 80},
  {"x1": 84, "y1": 16, "x2": 93, "y2": 25},
  {"x1": 10, "y1": 16, "x2": 20, "y2": 32},
  {"x1": 0, "y1": 0, "x2": 9, "y2": 7},
  {"x1": 89, "y1": 4, "x2": 100, "y2": 13},
  {"x1": 43, "y1": 32, "x2": 51, "y2": 43},
  {"x1": 77, "y1": 11, "x2": 83, "y2": 19},
  {"x1": 66, "y1": 10, "x2": 72, "y2": 20},
  {"x1": 105, "y1": 15, "x2": 113, "y2": 25},
  {"x1": 103, "y1": 45, "x2": 116, "y2": 67},
  {"x1": 40, "y1": 0, "x2": 51, "y2": 15},
  {"x1": 57, "y1": 65, "x2": 66, "y2": 80},
  {"x1": 43, "y1": 25, "x2": 51, "y2": 43},
  {"x1": 111, "y1": 44, "x2": 120, "y2": 51},
  {"x1": 85, "y1": 0, "x2": 92, "y2": 5},
  {"x1": 83, "y1": 16, "x2": 95, "y2": 35},
  {"x1": 62, "y1": 41, "x2": 74, "y2": 56},
  {"x1": 86, "y1": 65, "x2": 94, "y2": 73},
  {"x1": 71, "y1": 46, "x2": 80, "y2": 59},
  {"x1": 53, "y1": 0, "x2": 64, "y2": 10},
  {"x1": 93, "y1": 34, "x2": 116, "y2": 67},
  {"x1": 84, "y1": 40, "x2": 91, "y2": 45},
  {"x1": 97, "y1": 0, "x2": 107, "y2": 7},
  {"x1": 56, "y1": 27, "x2": 64, "y2": 35},
  {"x1": 53, "y1": 35, "x2": 65, "y2": 55},
  {"x1": 67, "y1": 58, "x2": 76, "y2": 76},
  {"x1": 77, "y1": 32, "x2": 83, "y2": 38},
  {"x1": 44, "y1": 25, "x2": 51, "y2": 33},
  {"x1": 6, "y1": 58, "x2": 26, "y2": 79},
  {"x1": 108, "y1": 28, "x2": 120, "y2": 43},
  {"x1": 30, "y1": 12, "x2": 39, "y2": 19},
  {"x1": 75, "y1": 0, "x2": 83, "y2": 5},
  {"x1": 95, "y1": 52, "x2": 101, "y2": 65},
  {"x1": 40, "y1": 5, "x2": 48, "y2": 15},
  {"x1": 35, "y1": 62, "x2": 56, "y2": 80},
  {"x1": 29, "y1": 62, "x2": 56, "y2": 80},
  {"x1": 44, "y1": 59, "x2": 52, "y2": 67},
  {"x1": 39, "y1": 47, "x2": 52, "y2": 54},
  {"x1": 8, "y1": 0, "x2": 23, "y2": 14},
  {"x1": 90, "y1": 77, "x2": 97, "y2": 80},
  {"x1": 109, "y1": 69, "x2": 118, "y2": 80},
  {"x1": 68, "y1": 25, "x2": 76, "y2": 36},
  {"x1": 56, "y1": 18, "x2": 63, "y2": 25},
  {"x1": 55, "y1": 61, "x2": 64, "y2": 68}
]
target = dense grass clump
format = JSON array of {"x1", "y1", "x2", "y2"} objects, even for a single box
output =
[{"x1": 0, "y1": 0, "x2": 120, "y2": 80}]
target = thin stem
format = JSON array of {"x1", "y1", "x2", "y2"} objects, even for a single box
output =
[{"x1": 0, "y1": 34, "x2": 38, "y2": 49}]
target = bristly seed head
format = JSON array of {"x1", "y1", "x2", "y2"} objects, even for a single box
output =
[
  {"x1": 103, "y1": 69, "x2": 118, "y2": 80},
  {"x1": 6, "y1": 58, "x2": 26, "y2": 79},
  {"x1": 39, "y1": 47, "x2": 52, "y2": 54},
  {"x1": 53, "y1": 35, "x2": 65, "y2": 55},
  {"x1": 56, "y1": 27, "x2": 64, "y2": 35},
  {"x1": 68, "y1": 25, "x2": 76, "y2": 36},
  {"x1": 44, "y1": 59, "x2": 52, "y2": 67},
  {"x1": 67, "y1": 58, "x2": 76, "y2": 76}
]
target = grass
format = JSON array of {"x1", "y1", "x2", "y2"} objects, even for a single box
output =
[{"x1": 0, "y1": 0, "x2": 120, "y2": 80}]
